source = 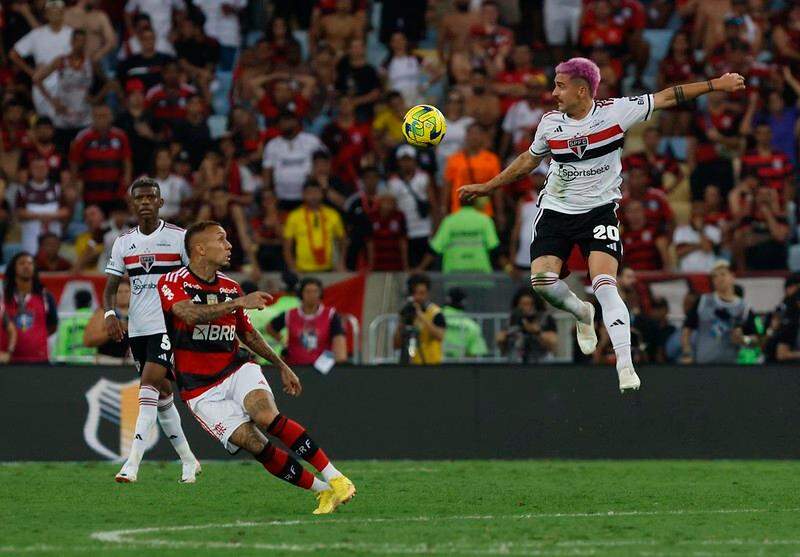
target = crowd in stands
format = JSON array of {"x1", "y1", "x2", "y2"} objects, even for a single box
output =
[{"x1": 3, "y1": 0, "x2": 800, "y2": 366}]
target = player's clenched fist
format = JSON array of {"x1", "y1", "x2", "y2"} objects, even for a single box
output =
[
  {"x1": 104, "y1": 313, "x2": 125, "y2": 342},
  {"x1": 713, "y1": 73, "x2": 746, "y2": 92},
  {"x1": 237, "y1": 291, "x2": 273, "y2": 310},
  {"x1": 280, "y1": 365, "x2": 302, "y2": 396}
]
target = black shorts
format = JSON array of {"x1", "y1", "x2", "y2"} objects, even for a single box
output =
[
  {"x1": 129, "y1": 333, "x2": 174, "y2": 379},
  {"x1": 530, "y1": 202, "x2": 623, "y2": 264}
]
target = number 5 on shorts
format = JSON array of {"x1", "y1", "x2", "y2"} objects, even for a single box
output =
[
  {"x1": 161, "y1": 334, "x2": 171, "y2": 351},
  {"x1": 593, "y1": 225, "x2": 619, "y2": 241}
]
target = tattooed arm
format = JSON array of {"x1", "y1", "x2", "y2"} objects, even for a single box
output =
[
  {"x1": 458, "y1": 151, "x2": 544, "y2": 203},
  {"x1": 103, "y1": 274, "x2": 125, "y2": 341},
  {"x1": 239, "y1": 328, "x2": 302, "y2": 396},
  {"x1": 653, "y1": 73, "x2": 745, "y2": 110},
  {"x1": 171, "y1": 291, "x2": 271, "y2": 326}
]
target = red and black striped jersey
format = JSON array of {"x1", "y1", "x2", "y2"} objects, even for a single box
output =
[
  {"x1": 69, "y1": 126, "x2": 132, "y2": 204},
  {"x1": 158, "y1": 267, "x2": 254, "y2": 401}
]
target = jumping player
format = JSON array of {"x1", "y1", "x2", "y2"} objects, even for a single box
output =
[
  {"x1": 157, "y1": 220, "x2": 355, "y2": 514},
  {"x1": 460, "y1": 58, "x2": 745, "y2": 391},
  {"x1": 104, "y1": 177, "x2": 200, "y2": 482}
]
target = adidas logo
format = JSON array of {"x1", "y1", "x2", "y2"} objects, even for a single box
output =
[
  {"x1": 609, "y1": 319, "x2": 625, "y2": 327},
  {"x1": 135, "y1": 434, "x2": 143, "y2": 440},
  {"x1": 169, "y1": 435, "x2": 178, "y2": 440},
  {"x1": 554, "y1": 125, "x2": 563, "y2": 133},
  {"x1": 129, "y1": 243, "x2": 136, "y2": 249}
]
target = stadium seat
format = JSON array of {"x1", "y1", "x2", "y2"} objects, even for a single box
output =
[
  {"x1": 212, "y1": 72, "x2": 233, "y2": 116},
  {"x1": 207, "y1": 115, "x2": 229, "y2": 139},
  {"x1": 642, "y1": 29, "x2": 674, "y2": 90}
]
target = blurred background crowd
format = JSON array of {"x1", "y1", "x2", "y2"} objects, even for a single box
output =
[{"x1": 3, "y1": 0, "x2": 800, "y2": 368}]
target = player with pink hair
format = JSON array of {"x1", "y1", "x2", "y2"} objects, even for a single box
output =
[{"x1": 460, "y1": 58, "x2": 744, "y2": 393}]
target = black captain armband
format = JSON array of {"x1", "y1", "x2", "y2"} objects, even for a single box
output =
[{"x1": 672, "y1": 85, "x2": 687, "y2": 105}]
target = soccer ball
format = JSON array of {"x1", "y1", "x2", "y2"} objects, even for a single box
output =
[{"x1": 402, "y1": 104, "x2": 447, "y2": 147}]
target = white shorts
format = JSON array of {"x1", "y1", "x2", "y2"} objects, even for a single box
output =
[
  {"x1": 186, "y1": 362, "x2": 273, "y2": 453},
  {"x1": 543, "y1": 0, "x2": 582, "y2": 46}
]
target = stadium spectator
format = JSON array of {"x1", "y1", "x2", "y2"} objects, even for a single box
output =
[
  {"x1": 197, "y1": 187, "x2": 257, "y2": 272},
  {"x1": 152, "y1": 146, "x2": 192, "y2": 221},
  {"x1": 53, "y1": 289, "x2": 95, "y2": 363},
  {"x1": 673, "y1": 205, "x2": 723, "y2": 273},
  {"x1": 64, "y1": 0, "x2": 117, "y2": 64},
  {"x1": 387, "y1": 145, "x2": 437, "y2": 269},
  {"x1": 171, "y1": 94, "x2": 212, "y2": 169},
  {"x1": 642, "y1": 296, "x2": 680, "y2": 363},
  {"x1": 464, "y1": 67, "x2": 501, "y2": 130},
  {"x1": 437, "y1": 0, "x2": 480, "y2": 62},
  {"x1": 731, "y1": 186, "x2": 789, "y2": 271},
  {"x1": 311, "y1": 0, "x2": 365, "y2": 58},
  {"x1": 83, "y1": 279, "x2": 131, "y2": 364},
  {"x1": 0, "y1": 297, "x2": 18, "y2": 365},
  {"x1": 469, "y1": 1, "x2": 513, "y2": 66},
  {"x1": 443, "y1": 123, "x2": 503, "y2": 221},
  {"x1": 144, "y1": 60, "x2": 198, "y2": 136},
  {"x1": 580, "y1": 0, "x2": 625, "y2": 59},
  {"x1": 16, "y1": 156, "x2": 69, "y2": 255},
  {"x1": 321, "y1": 96, "x2": 373, "y2": 191},
  {"x1": 116, "y1": 27, "x2": 174, "y2": 91},
  {"x1": 393, "y1": 273, "x2": 446, "y2": 365},
  {"x1": 747, "y1": 71, "x2": 800, "y2": 165},
  {"x1": 3, "y1": 252, "x2": 58, "y2": 364},
  {"x1": 69, "y1": 104, "x2": 132, "y2": 213},
  {"x1": 436, "y1": 91, "x2": 475, "y2": 172},
  {"x1": 500, "y1": 75, "x2": 546, "y2": 159},
  {"x1": 494, "y1": 44, "x2": 545, "y2": 114},
  {"x1": 442, "y1": 287, "x2": 488, "y2": 360},
  {"x1": 283, "y1": 180, "x2": 346, "y2": 273},
  {"x1": 262, "y1": 110, "x2": 324, "y2": 211},
  {"x1": 621, "y1": 199, "x2": 670, "y2": 271},
  {"x1": 248, "y1": 273, "x2": 300, "y2": 356},
  {"x1": 251, "y1": 189, "x2": 285, "y2": 272},
  {"x1": 658, "y1": 30, "x2": 700, "y2": 135},
  {"x1": 343, "y1": 166, "x2": 382, "y2": 270},
  {"x1": 21, "y1": 117, "x2": 68, "y2": 186},
  {"x1": 267, "y1": 277, "x2": 348, "y2": 366},
  {"x1": 102, "y1": 207, "x2": 132, "y2": 265},
  {"x1": 543, "y1": 0, "x2": 582, "y2": 62},
  {"x1": 366, "y1": 192, "x2": 408, "y2": 271},
  {"x1": 173, "y1": 13, "x2": 218, "y2": 98},
  {"x1": 372, "y1": 91, "x2": 407, "y2": 155},
  {"x1": 9, "y1": 0, "x2": 72, "y2": 119},
  {"x1": 681, "y1": 260, "x2": 758, "y2": 364},
  {"x1": 496, "y1": 288, "x2": 558, "y2": 364},
  {"x1": 191, "y1": 0, "x2": 244, "y2": 71},
  {"x1": 622, "y1": 127, "x2": 681, "y2": 191},
  {"x1": 620, "y1": 166, "x2": 675, "y2": 235},
  {"x1": 257, "y1": 80, "x2": 312, "y2": 127},
  {"x1": 335, "y1": 38, "x2": 381, "y2": 122},
  {"x1": 73, "y1": 204, "x2": 108, "y2": 273},
  {"x1": 35, "y1": 232, "x2": 71, "y2": 273},
  {"x1": 419, "y1": 197, "x2": 500, "y2": 274},
  {"x1": 123, "y1": 0, "x2": 183, "y2": 55},
  {"x1": 688, "y1": 91, "x2": 741, "y2": 199},
  {"x1": 383, "y1": 32, "x2": 423, "y2": 107},
  {"x1": 263, "y1": 16, "x2": 302, "y2": 70},
  {"x1": 509, "y1": 184, "x2": 541, "y2": 273},
  {"x1": 741, "y1": 124, "x2": 794, "y2": 192},
  {"x1": 113, "y1": 79, "x2": 157, "y2": 176}
]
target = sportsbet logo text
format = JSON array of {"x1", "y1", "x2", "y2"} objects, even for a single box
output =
[
  {"x1": 192, "y1": 324, "x2": 236, "y2": 341},
  {"x1": 557, "y1": 163, "x2": 610, "y2": 182}
]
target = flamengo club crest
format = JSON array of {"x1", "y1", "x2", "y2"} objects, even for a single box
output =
[
  {"x1": 139, "y1": 254, "x2": 156, "y2": 273},
  {"x1": 568, "y1": 136, "x2": 589, "y2": 158},
  {"x1": 84, "y1": 378, "x2": 159, "y2": 460}
]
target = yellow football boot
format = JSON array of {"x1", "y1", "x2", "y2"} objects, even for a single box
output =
[
  {"x1": 330, "y1": 475, "x2": 356, "y2": 506},
  {"x1": 313, "y1": 488, "x2": 337, "y2": 515}
]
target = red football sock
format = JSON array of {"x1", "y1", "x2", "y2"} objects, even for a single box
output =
[
  {"x1": 254, "y1": 444, "x2": 314, "y2": 490},
  {"x1": 267, "y1": 414, "x2": 331, "y2": 473}
]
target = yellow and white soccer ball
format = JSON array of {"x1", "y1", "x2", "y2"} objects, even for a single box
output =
[{"x1": 402, "y1": 104, "x2": 447, "y2": 147}]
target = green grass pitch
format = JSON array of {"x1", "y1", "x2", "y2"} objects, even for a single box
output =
[{"x1": 2, "y1": 460, "x2": 799, "y2": 556}]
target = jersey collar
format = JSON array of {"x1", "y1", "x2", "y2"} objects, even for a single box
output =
[
  {"x1": 563, "y1": 101, "x2": 596, "y2": 123},
  {"x1": 187, "y1": 266, "x2": 219, "y2": 285},
  {"x1": 137, "y1": 219, "x2": 165, "y2": 237}
]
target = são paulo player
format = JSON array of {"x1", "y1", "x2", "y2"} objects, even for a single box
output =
[
  {"x1": 459, "y1": 58, "x2": 745, "y2": 392},
  {"x1": 157, "y1": 221, "x2": 355, "y2": 514}
]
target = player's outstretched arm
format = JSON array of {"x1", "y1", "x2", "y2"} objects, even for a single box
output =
[
  {"x1": 458, "y1": 151, "x2": 543, "y2": 203},
  {"x1": 172, "y1": 291, "x2": 272, "y2": 326},
  {"x1": 239, "y1": 328, "x2": 302, "y2": 396},
  {"x1": 653, "y1": 73, "x2": 745, "y2": 111}
]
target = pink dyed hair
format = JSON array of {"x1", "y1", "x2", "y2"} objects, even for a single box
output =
[{"x1": 555, "y1": 57, "x2": 601, "y2": 98}]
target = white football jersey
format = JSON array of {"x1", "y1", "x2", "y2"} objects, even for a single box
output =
[
  {"x1": 105, "y1": 220, "x2": 188, "y2": 337},
  {"x1": 529, "y1": 95, "x2": 654, "y2": 214}
]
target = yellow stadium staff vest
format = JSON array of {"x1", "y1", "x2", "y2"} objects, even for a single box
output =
[{"x1": 412, "y1": 303, "x2": 443, "y2": 365}]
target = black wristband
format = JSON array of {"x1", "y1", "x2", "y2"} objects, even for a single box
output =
[{"x1": 707, "y1": 79, "x2": 714, "y2": 92}]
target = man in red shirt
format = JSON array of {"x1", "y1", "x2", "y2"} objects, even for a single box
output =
[
  {"x1": 158, "y1": 221, "x2": 355, "y2": 514},
  {"x1": 741, "y1": 124, "x2": 794, "y2": 192},
  {"x1": 621, "y1": 200, "x2": 670, "y2": 271},
  {"x1": 367, "y1": 193, "x2": 409, "y2": 271},
  {"x1": 144, "y1": 60, "x2": 198, "y2": 137},
  {"x1": 620, "y1": 166, "x2": 675, "y2": 235},
  {"x1": 69, "y1": 104, "x2": 132, "y2": 214},
  {"x1": 622, "y1": 127, "x2": 681, "y2": 190},
  {"x1": 321, "y1": 95, "x2": 373, "y2": 188},
  {"x1": 35, "y1": 232, "x2": 72, "y2": 272}
]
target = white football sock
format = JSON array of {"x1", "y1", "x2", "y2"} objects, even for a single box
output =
[
  {"x1": 531, "y1": 272, "x2": 591, "y2": 324},
  {"x1": 311, "y1": 477, "x2": 330, "y2": 493},
  {"x1": 592, "y1": 274, "x2": 633, "y2": 370},
  {"x1": 157, "y1": 394, "x2": 196, "y2": 464},
  {"x1": 320, "y1": 462, "x2": 342, "y2": 482},
  {"x1": 127, "y1": 385, "x2": 159, "y2": 468}
]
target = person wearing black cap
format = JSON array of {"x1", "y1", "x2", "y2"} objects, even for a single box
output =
[{"x1": 441, "y1": 287, "x2": 488, "y2": 359}]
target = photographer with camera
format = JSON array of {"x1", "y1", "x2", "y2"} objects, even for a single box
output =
[
  {"x1": 497, "y1": 288, "x2": 558, "y2": 364},
  {"x1": 680, "y1": 260, "x2": 758, "y2": 364},
  {"x1": 393, "y1": 273, "x2": 447, "y2": 365}
]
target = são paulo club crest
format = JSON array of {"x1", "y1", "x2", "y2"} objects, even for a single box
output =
[
  {"x1": 568, "y1": 136, "x2": 589, "y2": 158},
  {"x1": 84, "y1": 378, "x2": 159, "y2": 460},
  {"x1": 139, "y1": 254, "x2": 156, "y2": 273}
]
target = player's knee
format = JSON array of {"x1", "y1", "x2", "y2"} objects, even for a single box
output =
[
  {"x1": 252, "y1": 408, "x2": 279, "y2": 429},
  {"x1": 530, "y1": 271, "x2": 559, "y2": 296},
  {"x1": 158, "y1": 379, "x2": 172, "y2": 399}
]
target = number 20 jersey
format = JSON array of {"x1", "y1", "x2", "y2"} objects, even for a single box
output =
[
  {"x1": 158, "y1": 267, "x2": 254, "y2": 401},
  {"x1": 529, "y1": 95, "x2": 654, "y2": 215}
]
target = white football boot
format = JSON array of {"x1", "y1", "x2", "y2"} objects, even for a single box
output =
[
  {"x1": 115, "y1": 460, "x2": 138, "y2": 483},
  {"x1": 576, "y1": 301, "x2": 598, "y2": 355},
  {"x1": 180, "y1": 460, "x2": 202, "y2": 483},
  {"x1": 617, "y1": 367, "x2": 641, "y2": 392}
]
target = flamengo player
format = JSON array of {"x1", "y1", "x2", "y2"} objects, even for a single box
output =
[
  {"x1": 157, "y1": 221, "x2": 355, "y2": 514},
  {"x1": 104, "y1": 177, "x2": 200, "y2": 482},
  {"x1": 460, "y1": 58, "x2": 745, "y2": 391}
]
